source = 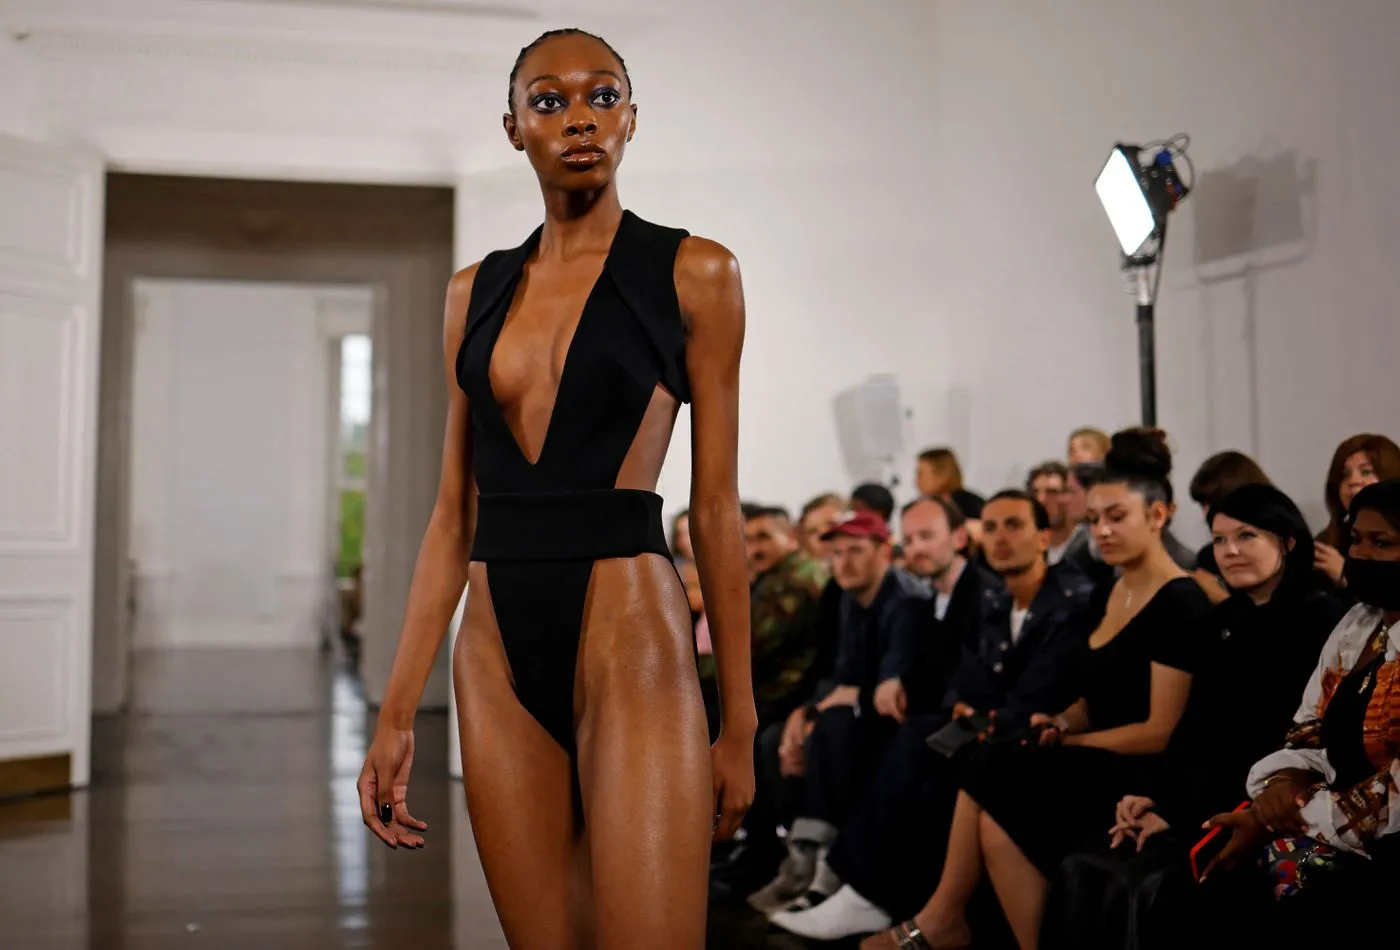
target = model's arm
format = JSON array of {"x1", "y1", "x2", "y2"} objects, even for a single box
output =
[
  {"x1": 677, "y1": 236, "x2": 755, "y2": 736},
  {"x1": 358, "y1": 264, "x2": 478, "y2": 848},
  {"x1": 377, "y1": 264, "x2": 481, "y2": 728}
]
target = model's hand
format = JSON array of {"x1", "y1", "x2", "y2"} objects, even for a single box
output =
[
  {"x1": 951, "y1": 702, "x2": 978, "y2": 720},
  {"x1": 358, "y1": 726, "x2": 429, "y2": 849},
  {"x1": 873, "y1": 678, "x2": 907, "y2": 723},
  {"x1": 711, "y1": 726, "x2": 755, "y2": 841}
]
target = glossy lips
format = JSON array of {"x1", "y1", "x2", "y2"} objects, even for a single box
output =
[{"x1": 561, "y1": 143, "x2": 605, "y2": 168}]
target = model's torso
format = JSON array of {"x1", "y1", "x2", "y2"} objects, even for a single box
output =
[
  {"x1": 453, "y1": 211, "x2": 696, "y2": 693},
  {"x1": 456, "y1": 210, "x2": 691, "y2": 498}
]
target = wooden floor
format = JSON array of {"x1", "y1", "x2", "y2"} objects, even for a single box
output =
[{"x1": 0, "y1": 648, "x2": 809, "y2": 949}]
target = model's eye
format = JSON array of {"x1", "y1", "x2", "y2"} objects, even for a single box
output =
[
  {"x1": 530, "y1": 93, "x2": 565, "y2": 111},
  {"x1": 592, "y1": 87, "x2": 621, "y2": 107}
]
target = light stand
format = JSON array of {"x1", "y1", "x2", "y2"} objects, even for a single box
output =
[{"x1": 1094, "y1": 138, "x2": 1192, "y2": 427}]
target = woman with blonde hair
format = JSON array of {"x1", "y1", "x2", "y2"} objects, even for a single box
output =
[{"x1": 1068, "y1": 427, "x2": 1112, "y2": 466}]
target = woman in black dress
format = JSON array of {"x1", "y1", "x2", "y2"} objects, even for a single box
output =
[
  {"x1": 1041, "y1": 483, "x2": 1347, "y2": 949},
  {"x1": 864, "y1": 428, "x2": 1213, "y2": 950}
]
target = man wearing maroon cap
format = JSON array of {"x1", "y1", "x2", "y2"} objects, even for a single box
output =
[{"x1": 748, "y1": 508, "x2": 934, "y2": 913}]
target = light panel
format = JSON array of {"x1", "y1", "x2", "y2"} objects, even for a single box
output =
[{"x1": 1095, "y1": 146, "x2": 1156, "y2": 256}]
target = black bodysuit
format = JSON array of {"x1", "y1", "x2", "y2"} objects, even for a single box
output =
[{"x1": 455, "y1": 210, "x2": 692, "y2": 779}]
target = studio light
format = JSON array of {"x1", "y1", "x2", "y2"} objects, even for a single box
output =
[{"x1": 1094, "y1": 135, "x2": 1193, "y2": 425}]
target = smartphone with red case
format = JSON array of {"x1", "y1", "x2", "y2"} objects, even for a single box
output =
[{"x1": 1189, "y1": 801, "x2": 1250, "y2": 881}]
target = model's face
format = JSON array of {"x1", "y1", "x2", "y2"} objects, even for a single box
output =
[
  {"x1": 1087, "y1": 481, "x2": 1166, "y2": 565},
  {"x1": 1030, "y1": 474, "x2": 1068, "y2": 530},
  {"x1": 504, "y1": 35, "x2": 635, "y2": 191},
  {"x1": 901, "y1": 501, "x2": 962, "y2": 580},
  {"x1": 832, "y1": 537, "x2": 887, "y2": 592},
  {"x1": 1339, "y1": 451, "x2": 1379, "y2": 512},
  {"x1": 799, "y1": 504, "x2": 843, "y2": 562},
  {"x1": 1211, "y1": 512, "x2": 1286, "y2": 593},
  {"x1": 981, "y1": 498, "x2": 1048, "y2": 576}
]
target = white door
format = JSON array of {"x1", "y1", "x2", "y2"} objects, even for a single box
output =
[{"x1": 0, "y1": 134, "x2": 105, "y2": 787}]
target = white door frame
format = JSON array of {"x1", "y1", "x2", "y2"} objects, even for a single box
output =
[{"x1": 0, "y1": 133, "x2": 105, "y2": 786}]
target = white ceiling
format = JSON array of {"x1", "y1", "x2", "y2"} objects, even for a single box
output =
[{"x1": 0, "y1": 0, "x2": 691, "y2": 181}]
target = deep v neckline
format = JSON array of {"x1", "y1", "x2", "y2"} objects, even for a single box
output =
[{"x1": 485, "y1": 212, "x2": 628, "y2": 468}]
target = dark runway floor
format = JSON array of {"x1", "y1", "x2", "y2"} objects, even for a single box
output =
[{"x1": 0, "y1": 648, "x2": 835, "y2": 949}]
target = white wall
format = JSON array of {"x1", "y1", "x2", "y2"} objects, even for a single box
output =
[
  {"x1": 129, "y1": 280, "x2": 370, "y2": 649},
  {"x1": 925, "y1": 0, "x2": 1400, "y2": 540},
  {"x1": 0, "y1": 33, "x2": 41, "y2": 138}
]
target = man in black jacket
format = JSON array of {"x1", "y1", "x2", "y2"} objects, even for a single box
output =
[
  {"x1": 746, "y1": 510, "x2": 932, "y2": 913},
  {"x1": 768, "y1": 490, "x2": 1098, "y2": 940},
  {"x1": 898, "y1": 495, "x2": 1001, "y2": 716}
]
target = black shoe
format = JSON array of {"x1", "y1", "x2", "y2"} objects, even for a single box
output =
[{"x1": 710, "y1": 842, "x2": 784, "y2": 904}]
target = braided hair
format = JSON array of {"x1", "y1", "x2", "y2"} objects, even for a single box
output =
[{"x1": 507, "y1": 29, "x2": 632, "y2": 114}]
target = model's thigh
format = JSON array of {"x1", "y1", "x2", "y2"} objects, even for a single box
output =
[
  {"x1": 575, "y1": 554, "x2": 712, "y2": 950},
  {"x1": 455, "y1": 563, "x2": 591, "y2": 950}
]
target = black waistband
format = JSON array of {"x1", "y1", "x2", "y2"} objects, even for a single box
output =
[{"x1": 473, "y1": 489, "x2": 671, "y2": 562}]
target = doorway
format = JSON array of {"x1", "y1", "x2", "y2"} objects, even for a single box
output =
[{"x1": 94, "y1": 173, "x2": 454, "y2": 715}]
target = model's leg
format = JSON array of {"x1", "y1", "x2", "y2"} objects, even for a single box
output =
[
  {"x1": 979, "y1": 810, "x2": 1047, "y2": 950},
  {"x1": 455, "y1": 564, "x2": 591, "y2": 950},
  {"x1": 576, "y1": 555, "x2": 713, "y2": 950}
]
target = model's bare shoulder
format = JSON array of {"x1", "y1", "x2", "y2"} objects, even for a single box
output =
[
  {"x1": 442, "y1": 262, "x2": 482, "y2": 342},
  {"x1": 674, "y1": 236, "x2": 743, "y2": 336}
]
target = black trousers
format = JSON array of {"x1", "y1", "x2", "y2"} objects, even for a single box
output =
[
  {"x1": 825, "y1": 714, "x2": 961, "y2": 918},
  {"x1": 800, "y1": 706, "x2": 901, "y2": 831}
]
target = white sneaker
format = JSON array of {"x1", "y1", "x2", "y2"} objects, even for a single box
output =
[{"x1": 768, "y1": 884, "x2": 893, "y2": 940}]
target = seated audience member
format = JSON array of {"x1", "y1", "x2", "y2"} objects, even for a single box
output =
[
  {"x1": 798, "y1": 492, "x2": 847, "y2": 562},
  {"x1": 851, "y1": 482, "x2": 897, "y2": 523},
  {"x1": 1187, "y1": 450, "x2": 1272, "y2": 584},
  {"x1": 900, "y1": 496, "x2": 995, "y2": 677},
  {"x1": 1068, "y1": 426, "x2": 1111, "y2": 466},
  {"x1": 717, "y1": 504, "x2": 828, "y2": 738},
  {"x1": 1027, "y1": 461, "x2": 1075, "y2": 565},
  {"x1": 863, "y1": 428, "x2": 1213, "y2": 950},
  {"x1": 917, "y1": 447, "x2": 987, "y2": 520},
  {"x1": 1193, "y1": 479, "x2": 1400, "y2": 950},
  {"x1": 1313, "y1": 433, "x2": 1400, "y2": 589},
  {"x1": 712, "y1": 498, "x2": 842, "y2": 898},
  {"x1": 772, "y1": 491, "x2": 1095, "y2": 940},
  {"x1": 1042, "y1": 484, "x2": 1346, "y2": 949},
  {"x1": 748, "y1": 511, "x2": 931, "y2": 912},
  {"x1": 1059, "y1": 461, "x2": 1116, "y2": 592},
  {"x1": 749, "y1": 496, "x2": 987, "y2": 910},
  {"x1": 670, "y1": 507, "x2": 694, "y2": 563}
]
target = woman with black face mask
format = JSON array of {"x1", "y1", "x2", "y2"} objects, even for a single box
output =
[{"x1": 1195, "y1": 478, "x2": 1400, "y2": 948}]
